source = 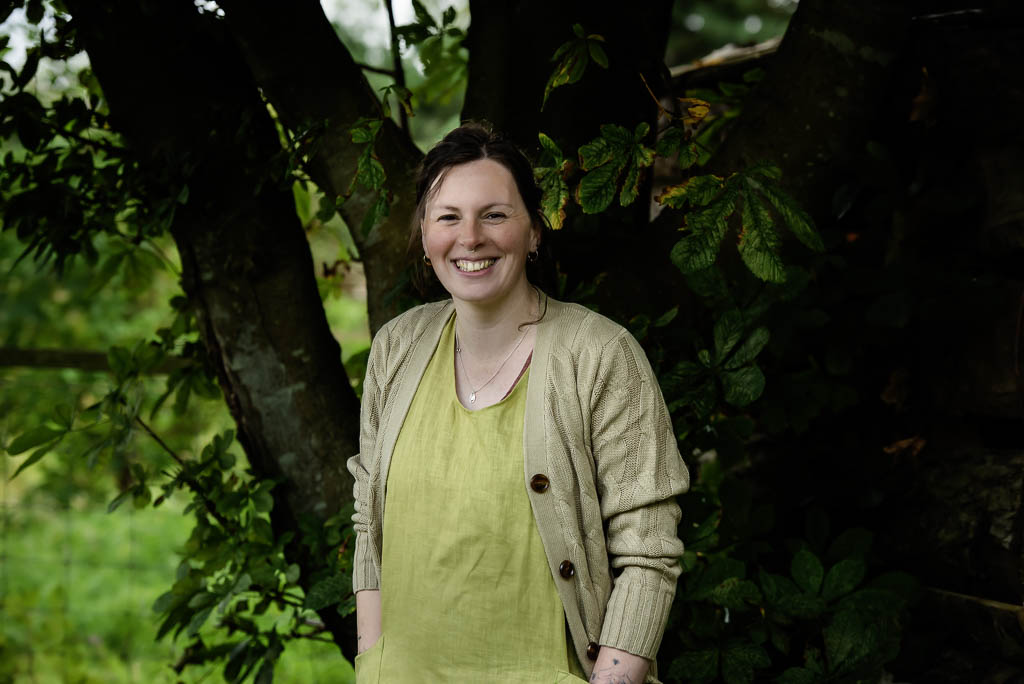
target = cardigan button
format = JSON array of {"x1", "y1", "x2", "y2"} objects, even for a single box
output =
[
  {"x1": 558, "y1": 560, "x2": 575, "y2": 579},
  {"x1": 530, "y1": 474, "x2": 550, "y2": 493},
  {"x1": 586, "y1": 642, "x2": 601, "y2": 660}
]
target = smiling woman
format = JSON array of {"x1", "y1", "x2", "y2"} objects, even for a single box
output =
[
  {"x1": 421, "y1": 158, "x2": 539, "y2": 314},
  {"x1": 347, "y1": 123, "x2": 690, "y2": 684}
]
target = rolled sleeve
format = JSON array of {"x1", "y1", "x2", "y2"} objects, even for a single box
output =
[
  {"x1": 590, "y1": 332, "x2": 689, "y2": 659},
  {"x1": 346, "y1": 325, "x2": 391, "y2": 593}
]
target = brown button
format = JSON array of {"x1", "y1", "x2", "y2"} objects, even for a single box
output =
[
  {"x1": 530, "y1": 474, "x2": 550, "y2": 493},
  {"x1": 558, "y1": 560, "x2": 575, "y2": 579},
  {"x1": 586, "y1": 642, "x2": 601, "y2": 660}
]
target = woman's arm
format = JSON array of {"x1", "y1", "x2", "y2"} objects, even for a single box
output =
[
  {"x1": 589, "y1": 646, "x2": 649, "y2": 683},
  {"x1": 355, "y1": 589, "x2": 382, "y2": 654},
  {"x1": 589, "y1": 330, "x2": 690, "y2": 667},
  {"x1": 347, "y1": 325, "x2": 391, "y2": 596}
]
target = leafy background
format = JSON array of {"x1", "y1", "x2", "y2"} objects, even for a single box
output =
[{"x1": 5, "y1": 0, "x2": 1002, "y2": 682}]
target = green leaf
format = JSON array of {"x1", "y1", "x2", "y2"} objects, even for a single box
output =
[
  {"x1": 669, "y1": 200, "x2": 732, "y2": 273},
  {"x1": 356, "y1": 154, "x2": 386, "y2": 191},
  {"x1": 107, "y1": 345, "x2": 134, "y2": 380},
  {"x1": 725, "y1": 327, "x2": 770, "y2": 369},
  {"x1": 738, "y1": 188, "x2": 786, "y2": 282},
  {"x1": 578, "y1": 136, "x2": 613, "y2": 171},
  {"x1": 668, "y1": 649, "x2": 718, "y2": 683},
  {"x1": 656, "y1": 175, "x2": 724, "y2": 208},
  {"x1": 776, "y1": 592, "x2": 826, "y2": 619},
  {"x1": 6, "y1": 425, "x2": 63, "y2": 455},
  {"x1": 746, "y1": 162, "x2": 782, "y2": 181},
  {"x1": 538, "y1": 132, "x2": 564, "y2": 162},
  {"x1": 10, "y1": 443, "x2": 56, "y2": 479},
  {"x1": 791, "y1": 548, "x2": 824, "y2": 594},
  {"x1": 542, "y1": 39, "x2": 589, "y2": 109},
  {"x1": 748, "y1": 176, "x2": 824, "y2": 252},
  {"x1": 711, "y1": 577, "x2": 763, "y2": 610},
  {"x1": 186, "y1": 606, "x2": 213, "y2": 637},
  {"x1": 713, "y1": 309, "x2": 744, "y2": 362},
  {"x1": 777, "y1": 667, "x2": 819, "y2": 684},
  {"x1": 653, "y1": 306, "x2": 678, "y2": 328},
  {"x1": 656, "y1": 127, "x2": 687, "y2": 157},
  {"x1": 759, "y1": 570, "x2": 798, "y2": 604},
  {"x1": 588, "y1": 41, "x2": 609, "y2": 68},
  {"x1": 360, "y1": 191, "x2": 390, "y2": 236},
  {"x1": 252, "y1": 485, "x2": 274, "y2": 514},
  {"x1": 285, "y1": 564, "x2": 300, "y2": 584},
  {"x1": 316, "y1": 194, "x2": 336, "y2": 223},
  {"x1": 575, "y1": 123, "x2": 653, "y2": 210},
  {"x1": 411, "y1": 0, "x2": 437, "y2": 28},
  {"x1": 822, "y1": 558, "x2": 866, "y2": 602},
  {"x1": 721, "y1": 364, "x2": 765, "y2": 407},
  {"x1": 679, "y1": 143, "x2": 701, "y2": 170},
  {"x1": 824, "y1": 609, "x2": 875, "y2": 674},
  {"x1": 303, "y1": 574, "x2": 346, "y2": 611},
  {"x1": 231, "y1": 572, "x2": 252, "y2": 594},
  {"x1": 722, "y1": 642, "x2": 770, "y2": 684},
  {"x1": 535, "y1": 137, "x2": 570, "y2": 230},
  {"x1": 576, "y1": 161, "x2": 619, "y2": 214},
  {"x1": 107, "y1": 489, "x2": 132, "y2": 513}
]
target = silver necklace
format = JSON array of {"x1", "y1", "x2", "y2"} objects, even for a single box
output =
[{"x1": 455, "y1": 324, "x2": 529, "y2": 404}]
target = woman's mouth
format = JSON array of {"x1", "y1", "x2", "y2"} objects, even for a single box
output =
[{"x1": 454, "y1": 258, "x2": 497, "y2": 272}]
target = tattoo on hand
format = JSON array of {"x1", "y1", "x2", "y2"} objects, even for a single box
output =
[{"x1": 590, "y1": 667, "x2": 634, "y2": 684}]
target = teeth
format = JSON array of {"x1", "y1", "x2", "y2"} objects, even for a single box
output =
[{"x1": 455, "y1": 258, "x2": 496, "y2": 272}]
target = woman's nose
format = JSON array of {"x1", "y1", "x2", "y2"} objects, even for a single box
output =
[{"x1": 458, "y1": 218, "x2": 483, "y2": 250}]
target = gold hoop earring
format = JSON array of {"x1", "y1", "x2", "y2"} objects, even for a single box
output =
[
  {"x1": 423, "y1": 254, "x2": 432, "y2": 266},
  {"x1": 527, "y1": 250, "x2": 539, "y2": 263}
]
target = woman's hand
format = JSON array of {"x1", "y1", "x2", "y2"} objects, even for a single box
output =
[
  {"x1": 588, "y1": 645, "x2": 649, "y2": 683},
  {"x1": 355, "y1": 589, "x2": 382, "y2": 654}
]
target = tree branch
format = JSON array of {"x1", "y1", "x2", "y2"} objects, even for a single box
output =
[
  {"x1": 383, "y1": 0, "x2": 409, "y2": 135},
  {"x1": 0, "y1": 347, "x2": 187, "y2": 373},
  {"x1": 218, "y1": 0, "x2": 424, "y2": 334},
  {"x1": 355, "y1": 61, "x2": 396, "y2": 77}
]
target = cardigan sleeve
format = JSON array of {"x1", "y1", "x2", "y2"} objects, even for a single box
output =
[
  {"x1": 346, "y1": 323, "x2": 390, "y2": 593},
  {"x1": 589, "y1": 330, "x2": 690, "y2": 660}
]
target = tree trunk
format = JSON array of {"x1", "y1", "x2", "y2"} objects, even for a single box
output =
[
  {"x1": 217, "y1": 0, "x2": 424, "y2": 335},
  {"x1": 68, "y1": 0, "x2": 360, "y2": 652}
]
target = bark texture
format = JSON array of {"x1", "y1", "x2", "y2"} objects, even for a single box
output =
[
  {"x1": 218, "y1": 0, "x2": 423, "y2": 335},
  {"x1": 68, "y1": 0, "x2": 360, "y2": 651}
]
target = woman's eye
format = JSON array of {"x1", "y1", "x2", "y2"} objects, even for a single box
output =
[
  {"x1": 437, "y1": 214, "x2": 458, "y2": 222},
  {"x1": 484, "y1": 212, "x2": 506, "y2": 220}
]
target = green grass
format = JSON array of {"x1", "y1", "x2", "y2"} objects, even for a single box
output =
[{"x1": 0, "y1": 499, "x2": 355, "y2": 683}]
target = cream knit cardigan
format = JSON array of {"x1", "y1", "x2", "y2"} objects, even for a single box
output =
[{"x1": 347, "y1": 295, "x2": 690, "y2": 681}]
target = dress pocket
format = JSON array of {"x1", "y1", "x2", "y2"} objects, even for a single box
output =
[
  {"x1": 554, "y1": 670, "x2": 590, "y2": 683},
  {"x1": 354, "y1": 633, "x2": 385, "y2": 684}
]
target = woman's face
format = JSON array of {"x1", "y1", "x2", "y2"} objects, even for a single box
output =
[{"x1": 421, "y1": 158, "x2": 539, "y2": 311}]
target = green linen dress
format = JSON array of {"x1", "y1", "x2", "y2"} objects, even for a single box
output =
[{"x1": 355, "y1": 315, "x2": 588, "y2": 683}]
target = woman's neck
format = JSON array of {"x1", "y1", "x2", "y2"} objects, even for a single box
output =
[{"x1": 452, "y1": 282, "x2": 538, "y2": 361}]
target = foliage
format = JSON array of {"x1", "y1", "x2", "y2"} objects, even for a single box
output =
[
  {"x1": 0, "y1": 3, "x2": 925, "y2": 683},
  {"x1": 528, "y1": 36, "x2": 915, "y2": 684},
  {"x1": 542, "y1": 23, "x2": 609, "y2": 109},
  {"x1": 395, "y1": 1, "x2": 468, "y2": 107}
]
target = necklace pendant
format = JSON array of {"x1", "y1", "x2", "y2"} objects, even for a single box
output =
[{"x1": 469, "y1": 391, "x2": 476, "y2": 403}]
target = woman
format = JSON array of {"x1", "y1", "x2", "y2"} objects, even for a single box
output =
[{"x1": 347, "y1": 123, "x2": 689, "y2": 683}]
